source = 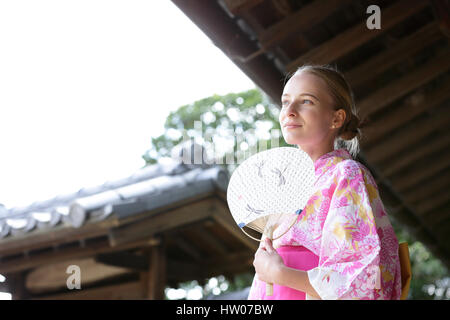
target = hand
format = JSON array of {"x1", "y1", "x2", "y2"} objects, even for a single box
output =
[{"x1": 253, "y1": 238, "x2": 284, "y2": 284}]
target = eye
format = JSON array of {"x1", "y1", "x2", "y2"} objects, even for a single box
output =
[{"x1": 301, "y1": 99, "x2": 313, "y2": 105}]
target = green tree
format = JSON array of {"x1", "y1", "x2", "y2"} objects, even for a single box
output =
[{"x1": 144, "y1": 88, "x2": 449, "y2": 300}]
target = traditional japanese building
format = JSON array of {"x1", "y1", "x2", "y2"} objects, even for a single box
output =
[
  {"x1": 0, "y1": 142, "x2": 257, "y2": 299},
  {"x1": 1, "y1": 0, "x2": 449, "y2": 299}
]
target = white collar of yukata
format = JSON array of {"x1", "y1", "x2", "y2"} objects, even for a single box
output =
[{"x1": 313, "y1": 148, "x2": 352, "y2": 174}]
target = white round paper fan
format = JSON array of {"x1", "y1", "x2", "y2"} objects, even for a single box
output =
[{"x1": 227, "y1": 147, "x2": 315, "y2": 235}]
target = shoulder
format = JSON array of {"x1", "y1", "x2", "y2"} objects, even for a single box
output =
[
  {"x1": 331, "y1": 159, "x2": 378, "y2": 192},
  {"x1": 335, "y1": 159, "x2": 371, "y2": 179}
]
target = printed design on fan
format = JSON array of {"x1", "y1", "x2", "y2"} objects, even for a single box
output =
[
  {"x1": 237, "y1": 160, "x2": 294, "y2": 228},
  {"x1": 270, "y1": 163, "x2": 290, "y2": 186},
  {"x1": 254, "y1": 160, "x2": 265, "y2": 178}
]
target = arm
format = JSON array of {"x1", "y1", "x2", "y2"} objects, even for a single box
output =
[
  {"x1": 306, "y1": 163, "x2": 384, "y2": 300},
  {"x1": 275, "y1": 262, "x2": 322, "y2": 299},
  {"x1": 253, "y1": 238, "x2": 322, "y2": 299}
]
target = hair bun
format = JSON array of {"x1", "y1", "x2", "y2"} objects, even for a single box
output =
[{"x1": 339, "y1": 114, "x2": 360, "y2": 140}]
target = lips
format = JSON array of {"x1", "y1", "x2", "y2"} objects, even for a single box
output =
[{"x1": 283, "y1": 123, "x2": 302, "y2": 128}]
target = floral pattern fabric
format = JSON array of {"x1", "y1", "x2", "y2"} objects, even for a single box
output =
[{"x1": 250, "y1": 148, "x2": 402, "y2": 300}]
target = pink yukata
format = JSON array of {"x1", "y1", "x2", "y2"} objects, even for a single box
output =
[{"x1": 248, "y1": 148, "x2": 402, "y2": 300}]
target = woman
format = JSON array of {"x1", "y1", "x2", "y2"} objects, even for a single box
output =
[{"x1": 248, "y1": 64, "x2": 402, "y2": 300}]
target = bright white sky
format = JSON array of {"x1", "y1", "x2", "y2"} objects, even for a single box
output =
[{"x1": 0, "y1": 0, "x2": 255, "y2": 211}]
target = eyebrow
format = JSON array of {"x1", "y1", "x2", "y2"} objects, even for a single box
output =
[{"x1": 282, "y1": 93, "x2": 320, "y2": 101}]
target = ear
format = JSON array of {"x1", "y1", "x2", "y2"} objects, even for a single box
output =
[{"x1": 331, "y1": 109, "x2": 346, "y2": 129}]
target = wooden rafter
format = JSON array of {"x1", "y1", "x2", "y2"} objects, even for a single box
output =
[
  {"x1": 259, "y1": 0, "x2": 346, "y2": 51},
  {"x1": 222, "y1": 0, "x2": 264, "y2": 16},
  {"x1": 213, "y1": 199, "x2": 259, "y2": 251},
  {"x1": 390, "y1": 151, "x2": 450, "y2": 192},
  {"x1": 345, "y1": 21, "x2": 442, "y2": 89},
  {"x1": 431, "y1": 0, "x2": 450, "y2": 37},
  {"x1": 227, "y1": 0, "x2": 350, "y2": 63},
  {"x1": 404, "y1": 170, "x2": 450, "y2": 204},
  {"x1": 190, "y1": 223, "x2": 230, "y2": 255},
  {"x1": 365, "y1": 110, "x2": 450, "y2": 163},
  {"x1": 358, "y1": 47, "x2": 450, "y2": 119},
  {"x1": 0, "y1": 237, "x2": 158, "y2": 275},
  {"x1": 382, "y1": 131, "x2": 450, "y2": 177},
  {"x1": 286, "y1": 0, "x2": 428, "y2": 72},
  {"x1": 35, "y1": 280, "x2": 144, "y2": 300},
  {"x1": 362, "y1": 77, "x2": 450, "y2": 146},
  {"x1": 108, "y1": 198, "x2": 216, "y2": 247},
  {"x1": 95, "y1": 251, "x2": 149, "y2": 271},
  {"x1": 416, "y1": 190, "x2": 450, "y2": 215},
  {"x1": 173, "y1": 234, "x2": 204, "y2": 261}
]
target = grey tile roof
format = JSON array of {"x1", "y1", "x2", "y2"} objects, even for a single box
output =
[{"x1": 0, "y1": 142, "x2": 229, "y2": 240}]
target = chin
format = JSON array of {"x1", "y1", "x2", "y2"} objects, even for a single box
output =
[{"x1": 281, "y1": 133, "x2": 303, "y2": 145}]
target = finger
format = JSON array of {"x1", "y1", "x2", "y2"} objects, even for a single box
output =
[
  {"x1": 258, "y1": 243, "x2": 266, "y2": 251},
  {"x1": 259, "y1": 240, "x2": 266, "y2": 249},
  {"x1": 265, "y1": 238, "x2": 274, "y2": 253}
]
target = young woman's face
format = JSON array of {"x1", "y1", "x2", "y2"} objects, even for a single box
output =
[{"x1": 279, "y1": 72, "x2": 338, "y2": 149}]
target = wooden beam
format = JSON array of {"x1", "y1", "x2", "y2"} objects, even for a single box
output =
[
  {"x1": 382, "y1": 131, "x2": 450, "y2": 177},
  {"x1": 345, "y1": 21, "x2": 442, "y2": 88},
  {"x1": 358, "y1": 47, "x2": 450, "y2": 119},
  {"x1": 5, "y1": 271, "x2": 30, "y2": 300},
  {"x1": 404, "y1": 170, "x2": 450, "y2": 204},
  {"x1": 390, "y1": 151, "x2": 450, "y2": 192},
  {"x1": 171, "y1": 0, "x2": 284, "y2": 105},
  {"x1": 239, "y1": 10, "x2": 265, "y2": 34},
  {"x1": 26, "y1": 257, "x2": 132, "y2": 294},
  {"x1": 212, "y1": 200, "x2": 258, "y2": 251},
  {"x1": 286, "y1": 0, "x2": 428, "y2": 72},
  {"x1": 415, "y1": 189, "x2": 450, "y2": 215},
  {"x1": 365, "y1": 109, "x2": 450, "y2": 163},
  {"x1": 362, "y1": 76, "x2": 450, "y2": 146},
  {"x1": 33, "y1": 280, "x2": 144, "y2": 300},
  {"x1": 230, "y1": 0, "x2": 349, "y2": 64},
  {"x1": 258, "y1": 0, "x2": 346, "y2": 52},
  {"x1": 204, "y1": 257, "x2": 254, "y2": 279},
  {"x1": 0, "y1": 217, "x2": 119, "y2": 256},
  {"x1": 95, "y1": 251, "x2": 148, "y2": 271},
  {"x1": 173, "y1": 234, "x2": 204, "y2": 261},
  {"x1": 142, "y1": 240, "x2": 166, "y2": 300},
  {"x1": 431, "y1": 0, "x2": 450, "y2": 37},
  {"x1": 0, "y1": 237, "x2": 158, "y2": 274},
  {"x1": 165, "y1": 259, "x2": 205, "y2": 283},
  {"x1": 191, "y1": 223, "x2": 230, "y2": 256},
  {"x1": 164, "y1": 251, "x2": 254, "y2": 284},
  {"x1": 271, "y1": 0, "x2": 295, "y2": 16},
  {"x1": 204, "y1": 251, "x2": 254, "y2": 270},
  {"x1": 108, "y1": 198, "x2": 216, "y2": 247},
  {"x1": 222, "y1": 0, "x2": 264, "y2": 15}
]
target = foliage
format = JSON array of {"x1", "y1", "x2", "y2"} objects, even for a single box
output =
[
  {"x1": 144, "y1": 88, "x2": 449, "y2": 300},
  {"x1": 392, "y1": 218, "x2": 449, "y2": 299}
]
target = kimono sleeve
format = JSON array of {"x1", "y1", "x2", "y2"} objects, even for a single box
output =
[{"x1": 307, "y1": 161, "x2": 383, "y2": 299}]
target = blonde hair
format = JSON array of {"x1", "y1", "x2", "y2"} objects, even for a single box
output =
[{"x1": 290, "y1": 64, "x2": 363, "y2": 158}]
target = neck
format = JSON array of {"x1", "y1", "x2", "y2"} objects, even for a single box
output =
[{"x1": 298, "y1": 142, "x2": 334, "y2": 163}]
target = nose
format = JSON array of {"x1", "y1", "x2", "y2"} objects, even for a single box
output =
[{"x1": 283, "y1": 102, "x2": 298, "y2": 117}]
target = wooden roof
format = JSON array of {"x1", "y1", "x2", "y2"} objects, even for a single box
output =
[
  {"x1": 0, "y1": 142, "x2": 258, "y2": 299},
  {"x1": 171, "y1": 0, "x2": 450, "y2": 268}
]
